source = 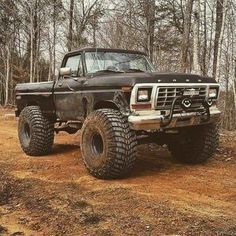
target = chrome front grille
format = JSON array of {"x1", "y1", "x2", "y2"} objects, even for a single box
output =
[{"x1": 156, "y1": 86, "x2": 207, "y2": 111}]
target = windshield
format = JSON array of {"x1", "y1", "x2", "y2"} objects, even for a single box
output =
[{"x1": 85, "y1": 51, "x2": 155, "y2": 74}]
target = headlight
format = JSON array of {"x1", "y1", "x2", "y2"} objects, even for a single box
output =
[
  {"x1": 137, "y1": 88, "x2": 152, "y2": 102},
  {"x1": 209, "y1": 88, "x2": 218, "y2": 99}
]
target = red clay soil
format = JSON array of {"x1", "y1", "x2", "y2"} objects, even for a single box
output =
[{"x1": 0, "y1": 108, "x2": 235, "y2": 236}]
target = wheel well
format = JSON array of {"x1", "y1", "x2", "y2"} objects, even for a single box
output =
[
  {"x1": 17, "y1": 101, "x2": 39, "y2": 116},
  {"x1": 22, "y1": 101, "x2": 39, "y2": 112},
  {"x1": 93, "y1": 101, "x2": 119, "y2": 111},
  {"x1": 18, "y1": 101, "x2": 39, "y2": 113},
  {"x1": 27, "y1": 101, "x2": 39, "y2": 106}
]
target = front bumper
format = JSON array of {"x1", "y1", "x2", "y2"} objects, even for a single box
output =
[{"x1": 128, "y1": 108, "x2": 221, "y2": 130}]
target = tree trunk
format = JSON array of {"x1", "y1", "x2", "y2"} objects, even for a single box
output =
[
  {"x1": 145, "y1": 0, "x2": 155, "y2": 63},
  {"x1": 92, "y1": 14, "x2": 97, "y2": 47},
  {"x1": 232, "y1": 68, "x2": 236, "y2": 114},
  {"x1": 230, "y1": 9, "x2": 236, "y2": 113},
  {"x1": 4, "y1": 46, "x2": 10, "y2": 107},
  {"x1": 202, "y1": 0, "x2": 207, "y2": 75},
  {"x1": 207, "y1": 4, "x2": 215, "y2": 74},
  {"x1": 215, "y1": 0, "x2": 228, "y2": 82},
  {"x1": 192, "y1": 0, "x2": 201, "y2": 74},
  {"x1": 53, "y1": 0, "x2": 56, "y2": 79},
  {"x1": 30, "y1": 13, "x2": 34, "y2": 83},
  {"x1": 68, "y1": 0, "x2": 74, "y2": 51},
  {"x1": 181, "y1": 0, "x2": 194, "y2": 72},
  {"x1": 213, "y1": 0, "x2": 224, "y2": 79}
]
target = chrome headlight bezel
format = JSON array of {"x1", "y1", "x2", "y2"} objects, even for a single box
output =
[
  {"x1": 137, "y1": 88, "x2": 152, "y2": 102},
  {"x1": 208, "y1": 87, "x2": 219, "y2": 99}
]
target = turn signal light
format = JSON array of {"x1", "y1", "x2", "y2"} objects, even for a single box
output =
[{"x1": 131, "y1": 103, "x2": 152, "y2": 110}]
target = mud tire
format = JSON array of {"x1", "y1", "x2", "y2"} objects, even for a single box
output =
[
  {"x1": 81, "y1": 109, "x2": 137, "y2": 179},
  {"x1": 168, "y1": 123, "x2": 219, "y2": 164},
  {"x1": 18, "y1": 106, "x2": 54, "y2": 156}
]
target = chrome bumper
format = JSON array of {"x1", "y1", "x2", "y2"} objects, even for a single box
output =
[{"x1": 128, "y1": 108, "x2": 221, "y2": 130}]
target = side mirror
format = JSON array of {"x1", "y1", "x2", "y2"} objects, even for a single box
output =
[{"x1": 59, "y1": 67, "x2": 71, "y2": 76}]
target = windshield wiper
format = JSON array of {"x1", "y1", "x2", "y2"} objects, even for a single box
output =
[
  {"x1": 125, "y1": 68, "x2": 145, "y2": 73},
  {"x1": 93, "y1": 69, "x2": 124, "y2": 74},
  {"x1": 114, "y1": 60, "x2": 132, "y2": 66}
]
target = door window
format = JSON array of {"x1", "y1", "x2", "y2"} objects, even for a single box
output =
[{"x1": 65, "y1": 54, "x2": 82, "y2": 76}]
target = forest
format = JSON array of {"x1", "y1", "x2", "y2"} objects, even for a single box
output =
[{"x1": 0, "y1": 0, "x2": 235, "y2": 129}]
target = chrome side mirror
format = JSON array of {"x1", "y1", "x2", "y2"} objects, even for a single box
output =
[{"x1": 59, "y1": 67, "x2": 71, "y2": 76}]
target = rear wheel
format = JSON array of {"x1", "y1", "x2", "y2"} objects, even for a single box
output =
[
  {"x1": 18, "y1": 106, "x2": 54, "y2": 156},
  {"x1": 168, "y1": 123, "x2": 219, "y2": 164},
  {"x1": 81, "y1": 109, "x2": 137, "y2": 179}
]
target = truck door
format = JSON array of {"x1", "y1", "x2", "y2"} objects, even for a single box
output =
[{"x1": 54, "y1": 53, "x2": 87, "y2": 121}]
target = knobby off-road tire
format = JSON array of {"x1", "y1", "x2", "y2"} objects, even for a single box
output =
[
  {"x1": 168, "y1": 123, "x2": 219, "y2": 164},
  {"x1": 81, "y1": 109, "x2": 137, "y2": 179},
  {"x1": 18, "y1": 106, "x2": 54, "y2": 156}
]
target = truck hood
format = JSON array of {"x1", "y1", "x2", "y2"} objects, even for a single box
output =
[
  {"x1": 88, "y1": 72, "x2": 217, "y2": 87},
  {"x1": 15, "y1": 72, "x2": 217, "y2": 93}
]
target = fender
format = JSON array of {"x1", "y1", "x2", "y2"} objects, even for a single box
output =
[{"x1": 89, "y1": 91, "x2": 131, "y2": 116}]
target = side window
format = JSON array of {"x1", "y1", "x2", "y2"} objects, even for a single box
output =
[{"x1": 65, "y1": 54, "x2": 82, "y2": 76}]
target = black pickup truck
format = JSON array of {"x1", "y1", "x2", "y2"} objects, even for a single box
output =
[{"x1": 15, "y1": 48, "x2": 221, "y2": 179}]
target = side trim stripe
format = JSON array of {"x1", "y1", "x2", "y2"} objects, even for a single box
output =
[{"x1": 16, "y1": 89, "x2": 122, "y2": 96}]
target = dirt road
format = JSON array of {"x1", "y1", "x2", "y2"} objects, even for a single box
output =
[{"x1": 0, "y1": 108, "x2": 235, "y2": 235}]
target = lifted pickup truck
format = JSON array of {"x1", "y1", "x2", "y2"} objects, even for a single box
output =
[{"x1": 15, "y1": 48, "x2": 221, "y2": 179}]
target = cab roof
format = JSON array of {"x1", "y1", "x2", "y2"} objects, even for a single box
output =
[{"x1": 66, "y1": 47, "x2": 147, "y2": 56}]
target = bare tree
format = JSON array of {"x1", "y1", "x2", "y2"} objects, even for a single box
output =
[
  {"x1": 213, "y1": 0, "x2": 224, "y2": 79},
  {"x1": 215, "y1": 0, "x2": 228, "y2": 82},
  {"x1": 140, "y1": 0, "x2": 156, "y2": 62},
  {"x1": 192, "y1": 0, "x2": 201, "y2": 74},
  {"x1": 67, "y1": 0, "x2": 74, "y2": 51},
  {"x1": 181, "y1": 0, "x2": 194, "y2": 72}
]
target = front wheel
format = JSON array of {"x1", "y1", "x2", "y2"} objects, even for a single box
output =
[
  {"x1": 81, "y1": 109, "x2": 137, "y2": 179},
  {"x1": 18, "y1": 106, "x2": 54, "y2": 156},
  {"x1": 168, "y1": 123, "x2": 219, "y2": 164}
]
